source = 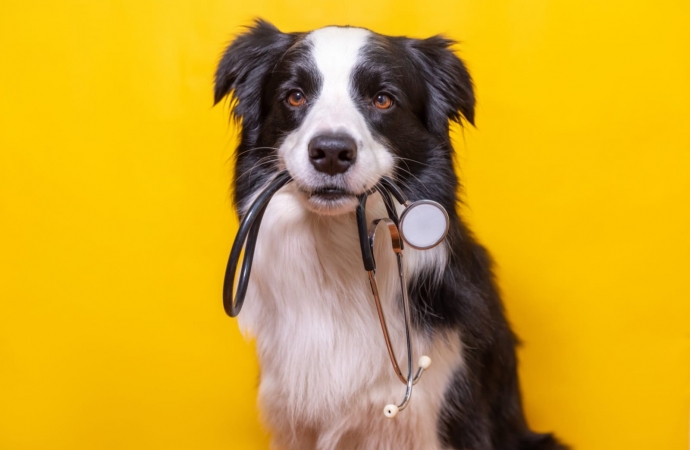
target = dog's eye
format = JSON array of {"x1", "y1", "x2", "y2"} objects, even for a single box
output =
[
  {"x1": 286, "y1": 90, "x2": 306, "y2": 107},
  {"x1": 373, "y1": 93, "x2": 393, "y2": 110}
]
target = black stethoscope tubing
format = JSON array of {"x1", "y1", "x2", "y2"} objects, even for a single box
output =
[{"x1": 222, "y1": 170, "x2": 292, "y2": 317}]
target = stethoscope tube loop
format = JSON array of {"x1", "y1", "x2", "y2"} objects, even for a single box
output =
[{"x1": 223, "y1": 171, "x2": 292, "y2": 317}]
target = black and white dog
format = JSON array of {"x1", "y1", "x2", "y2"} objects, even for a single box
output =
[{"x1": 214, "y1": 19, "x2": 567, "y2": 450}]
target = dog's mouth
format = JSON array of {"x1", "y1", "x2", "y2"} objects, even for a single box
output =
[
  {"x1": 309, "y1": 186, "x2": 355, "y2": 201},
  {"x1": 294, "y1": 184, "x2": 361, "y2": 215}
]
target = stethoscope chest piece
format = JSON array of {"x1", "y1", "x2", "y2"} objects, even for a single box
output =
[{"x1": 399, "y1": 200, "x2": 449, "y2": 250}]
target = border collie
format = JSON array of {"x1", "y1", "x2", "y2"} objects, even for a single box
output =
[{"x1": 214, "y1": 19, "x2": 567, "y2": 450}]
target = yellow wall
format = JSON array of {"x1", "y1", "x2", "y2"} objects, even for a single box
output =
[{"x1": 1, "y1": 1, "x2": 688, "y2": 449}]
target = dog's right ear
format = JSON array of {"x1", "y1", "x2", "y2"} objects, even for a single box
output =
[{"x1": 214, "y1": 19, "x2": 297, "y2": 131}]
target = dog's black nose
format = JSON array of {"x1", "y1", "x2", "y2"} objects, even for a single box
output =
[{"x1": 308, "y1": 134, "x2": 357, "y2": 175}]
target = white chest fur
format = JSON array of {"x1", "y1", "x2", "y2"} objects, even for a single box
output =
[{"x1": 238, "y1": 185, "x2": 463, "y2": 450}]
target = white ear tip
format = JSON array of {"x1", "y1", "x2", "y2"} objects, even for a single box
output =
[
  {"x1": 383, "y1": 404, "x2": 399, "y2": 418},
  {"x1": 418, "y1": 355, "x2": 432, "y2": 369}
]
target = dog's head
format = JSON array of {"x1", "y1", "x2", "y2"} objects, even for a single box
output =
[{"x1": 215, "y1": 20, "x2": 474, "y2": 215}]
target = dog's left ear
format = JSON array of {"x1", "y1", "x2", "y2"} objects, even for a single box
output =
[{"x1": 409, "y1": 36, "x2": 475, "y2": 133}]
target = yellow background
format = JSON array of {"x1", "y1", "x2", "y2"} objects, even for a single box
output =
[{"x1": 1, "y1": 1, "x2": 688, "y2": 449}]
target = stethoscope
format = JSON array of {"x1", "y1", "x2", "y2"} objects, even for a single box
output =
[{"x1": 223, "y1": 171, "x2": 449, "y2": 419}]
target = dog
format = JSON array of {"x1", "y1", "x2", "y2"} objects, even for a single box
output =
[{"x1": 214, "y1": 19, "x2": 567, "y2": 450}]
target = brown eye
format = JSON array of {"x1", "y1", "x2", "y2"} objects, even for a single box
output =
[
  {"x1": 287, "y1": 90, "x2": 306, "y2": 107},
  {"x1": 373, "y1": 93, "x2": 393, "y2": 109}
]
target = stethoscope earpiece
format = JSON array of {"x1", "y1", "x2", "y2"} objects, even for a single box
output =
[
  {"x1": 418, "y1": 355, "x2": 432, "y2": 370},
  {"x1": 224, "y1": 172, "x2": 449, "y2": 418},
  {"x1": 383, "y1": 404, "x2": 399, "y2": 419}
]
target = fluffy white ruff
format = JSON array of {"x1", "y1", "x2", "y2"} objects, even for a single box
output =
[{"x1": 239, "y1": 185, "x2": 462, "y2": 450}]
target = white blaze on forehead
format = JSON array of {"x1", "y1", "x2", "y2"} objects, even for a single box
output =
[
  {"x1": 302, "y1": 27, "x2": 373, "y2": 140},
  {"x1": 307, "y1": 26, "x2": 371, "y2": 95}
]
